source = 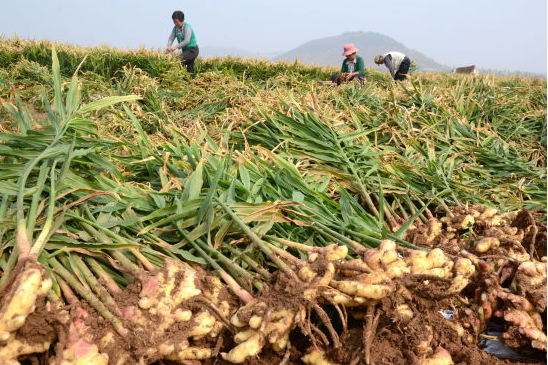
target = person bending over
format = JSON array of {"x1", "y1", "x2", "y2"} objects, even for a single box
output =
[
  {"x1": 375, "y1": 52, "x2": 410, "y2": 81},
  {"x1": 167, "y1": 11, "x2": 199, "y2": 79}
]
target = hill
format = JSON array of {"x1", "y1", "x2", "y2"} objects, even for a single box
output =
[
  {"x1": 271, "y1": 31, "x2": 450, "y2": 71},
  {"x1": 199, "y1": 46, "x2": 281, "y2": 60}
]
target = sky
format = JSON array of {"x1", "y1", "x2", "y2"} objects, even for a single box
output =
[{"x1": 0, "y1": 0, "x2": 546, "y2": 74}]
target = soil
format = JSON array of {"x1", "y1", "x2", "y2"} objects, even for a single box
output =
[
  {"x1": 512, "y1": 210, "x2": 547, "y2": 260},
  {"x1": 8, "y1": 208, "x2": 548, "y2": 365},
  {"x1": 17, "y1": 300, "x2": 59, "y2": 345},
  {"x1": 15, "y1": 276, "x2": 548, "y2": 365}
]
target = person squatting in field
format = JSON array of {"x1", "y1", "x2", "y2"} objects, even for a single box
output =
[
  {"x1": 167, "y1": 11, "x2": 199, "y2": 79},
  {"x1": 375, "y1": 51, "x2": 411, "y2": 81},
  {"x1": 331, "y1": 43, "x2": 366, "y2": 85}
]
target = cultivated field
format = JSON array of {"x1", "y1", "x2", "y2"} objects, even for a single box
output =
[{"x1": 0, "y1": 38, "x2": 546, "y2": 365}]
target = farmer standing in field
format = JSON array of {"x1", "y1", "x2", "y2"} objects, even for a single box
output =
[
  {"x1": 375, "y1": 52, "x2": 411, "y2": 81},
  {"x1": 331, "y1": 43, "x2": 366, "y2": 85},
  {"x1": 167, "y1": 11, "x2": 199, "y2": 79}
]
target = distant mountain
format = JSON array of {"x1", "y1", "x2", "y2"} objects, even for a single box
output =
[
  {"x1": 271, "y1": 31, "x2": 450, "y2": 72},
  {"x1": 201, "y1": 33, "x2": 545, "y2": 77},
  {"x1": 199, "y1": 46, "x2": 281, "y2": 60}
]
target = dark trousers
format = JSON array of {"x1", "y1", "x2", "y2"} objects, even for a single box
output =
[
  {"x1": 394, "y1": 56, "x2": 410, "y2": 81},
  {"x1": 178, "y1": 46, "x2": 199, "y2": 79},
  {"x1": 330, "y1": 73, "x2": 365, "y2": 85}
]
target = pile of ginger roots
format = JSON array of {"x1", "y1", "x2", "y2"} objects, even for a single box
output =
[{"x1": 0, "y1": 205, "x2": 546, "y2": 365}]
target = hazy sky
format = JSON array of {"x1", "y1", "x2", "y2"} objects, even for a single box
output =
[{"x1": 1, "y1": 0, "x2": 546, "y2": 74}]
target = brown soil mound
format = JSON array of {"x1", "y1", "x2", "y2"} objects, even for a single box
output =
[
  {"x1": 6, "y1": 207, "x2": 547, "y2": 365},
  {"x1": 512, "y1": 210, "x2": 547, "y2": 260}
]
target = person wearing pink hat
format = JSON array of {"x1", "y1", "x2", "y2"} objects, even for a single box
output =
[{"x1": 330, "y1": 43, "x2": 365, "y2": 85}]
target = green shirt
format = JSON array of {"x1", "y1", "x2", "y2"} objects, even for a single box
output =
[
  {"x1": 173, "y1": 23, "x2": 197, "y2": 51},
  {"x1": 341, "y1": 55, "x2": 365, "y2": 76}
]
